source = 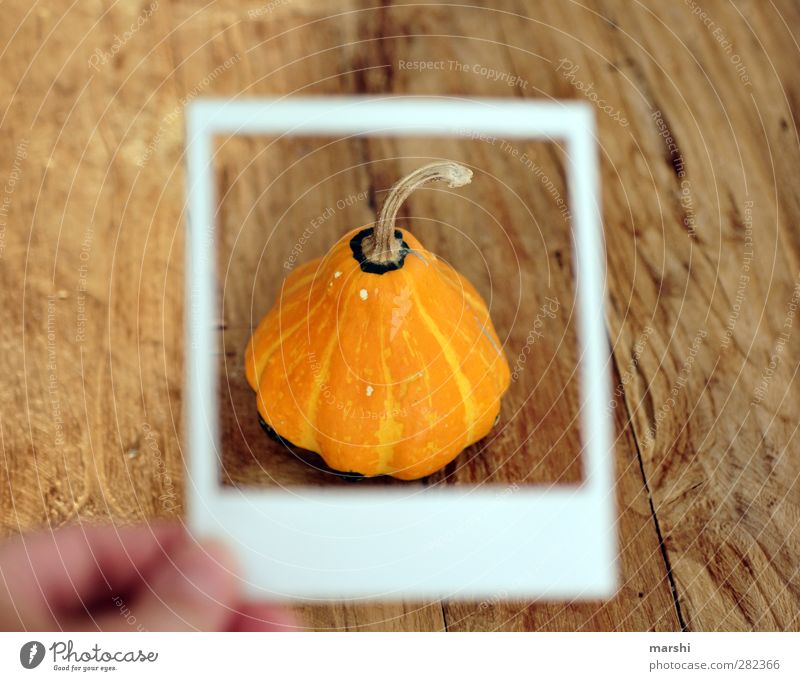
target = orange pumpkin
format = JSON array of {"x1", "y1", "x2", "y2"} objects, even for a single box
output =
[{"x1": 245, "y1": 161, "x2": 510, "y2": 480}]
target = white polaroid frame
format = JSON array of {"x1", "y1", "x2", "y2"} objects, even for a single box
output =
[{"x1": 185, "y1": 96, "x2": 615, "y2": 600}]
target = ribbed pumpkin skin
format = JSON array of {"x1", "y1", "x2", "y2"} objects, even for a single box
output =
[{"x1": 245, "y1": 227, "x2": 510, "y2": 480}]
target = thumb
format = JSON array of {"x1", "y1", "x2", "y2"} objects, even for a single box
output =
[{"x1": 123, "y1": 538, "x2": 239, "y2": 631}]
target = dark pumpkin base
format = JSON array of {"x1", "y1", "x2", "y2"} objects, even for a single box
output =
[
  {"x1": 257, "y1": 412, "x2": 366, "y2": 481},
  {"x1": 256, "y1": 410, "x2": 503, "y2": 482},
  {"x1": 257, "y1": 412, "x2": 297, "y2": 448}
]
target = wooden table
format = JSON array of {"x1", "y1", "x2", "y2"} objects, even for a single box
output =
[{"x1": 1, "y1": 0, "x2": 798, "y2": 631}]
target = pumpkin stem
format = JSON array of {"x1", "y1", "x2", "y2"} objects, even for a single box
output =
[{"x1": 362, "y1": 161, "x2": 473, "y2": 264}]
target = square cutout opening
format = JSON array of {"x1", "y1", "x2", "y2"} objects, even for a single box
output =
[{"x1": 216, "y1": 135, "x2": 582, "y2": 489}]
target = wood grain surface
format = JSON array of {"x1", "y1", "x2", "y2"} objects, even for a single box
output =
[{"x1": 1, "y1": 0, "x2": 798, "y2": 631}]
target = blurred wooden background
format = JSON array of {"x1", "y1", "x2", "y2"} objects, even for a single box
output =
[{"x1": 1, "y1": 0, "x2": 799, "y2": 631}]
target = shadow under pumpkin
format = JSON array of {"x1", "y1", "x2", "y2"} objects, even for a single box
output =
[
  {"x1": 217, "y1": 333, "x2": 580, "y2": 489},
  {"x1": 217, "y1": 345, "x2": 506, "y2": 489}
]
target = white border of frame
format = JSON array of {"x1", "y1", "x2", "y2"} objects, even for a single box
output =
[{"x1": 185, "y1": 96, "x2": 616, "y2": 600}]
